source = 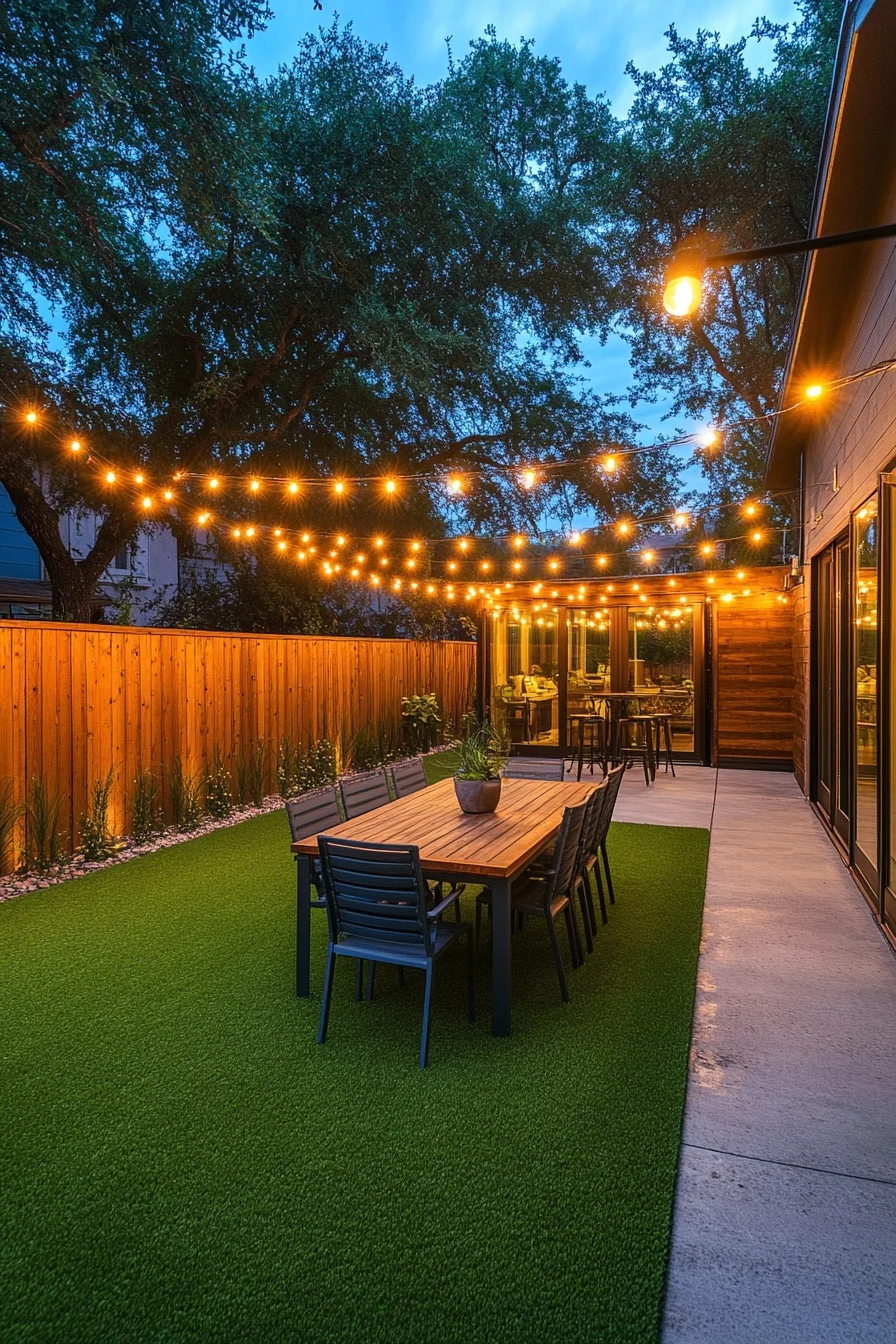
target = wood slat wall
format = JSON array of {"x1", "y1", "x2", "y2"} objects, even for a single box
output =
[
  {"x1": 0, "y1": 621, "x2": 475, "y2": 870},
  {"x1": 713, "y1": 592, "x2": 796, "y2": 767}
]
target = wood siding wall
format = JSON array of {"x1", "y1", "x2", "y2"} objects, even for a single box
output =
[
  {"x1": 793, "y1": 180, "x2": 896, "y2": 794},
  {"x1": 0, "y1": 621, "x2": 475, "y2": 869},
  {"x1": 713, "y1": 591, "x2": 795, "y2": 767}
]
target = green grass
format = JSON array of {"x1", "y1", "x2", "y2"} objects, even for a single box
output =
[{"x1": 0, "y1": 753, "x2": 708, "y2": 1343}]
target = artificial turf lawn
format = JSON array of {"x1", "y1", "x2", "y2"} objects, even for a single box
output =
[{"x1": 0, "y1": 756, "x2": 708, "y2": 1344}]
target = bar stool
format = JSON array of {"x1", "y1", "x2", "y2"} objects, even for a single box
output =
[
  {"x1": 568, "y1": 714, "x2": 609, "y2": 782},
  {"x1": 618, "y1": 715, "x2": 655, "y2": 786},
  {"x1": 650, "y1": 712, "x2": 676, "y2": 776}
]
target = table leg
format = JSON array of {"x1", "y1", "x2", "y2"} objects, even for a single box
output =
[
  {"x1": 295, "y1": 855, "x2": 312, "y2": 997},
  {"x1": 577, "y1": 717, "x2": 585, "y2": 782},
  {"x1": 490, "y1": 877, "x2": 512, "y2": 1036}
]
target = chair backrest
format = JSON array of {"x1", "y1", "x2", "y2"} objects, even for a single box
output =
[
  {"x1": 285, "y1": 787, "x2": 343, "y2": 842},
  {"x1": 340, "y1": 768, "x2": 392, "y2": 819},
  {"x1": 317, "y1": 836, "x2": 432, "y2": 952},
  {"x1": 503, "y1": 757, "x2": 565, "y2": 781},
  {"x1": 594, "y1": 764, "x2": 625, "y2": 847},
  {"x1": 389, "y1": 756, "x2": 428, "y2": 799},
  {"x1": 580, "y1": 780, "x2": 609, "y2": 863},
  {"x1": 538, "y1": 798, "x2": 590, "y2": 907}
]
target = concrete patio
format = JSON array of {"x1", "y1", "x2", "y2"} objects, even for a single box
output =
[{"x1": 610, "y1": 764, "x2": 896, "y2": 1343}]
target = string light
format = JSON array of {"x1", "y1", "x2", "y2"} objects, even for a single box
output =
[
  {"x1": 697, "y1": 428, "x2": 718, "y2": 449},
  {"x1": 105, "y1": 470, "x2": 116, "y2": 484},
  {"x1": 70, "y1": 439, "x2": 81, "y2": 453},
  {"x1": 521, "y1": 469, "x2": 537, "y2": 489},
  {"x1": 250, "y1": 479, "x2": 260, "y2": 493},
  {"x1": 603, "y1": 456, "x2": 617, "y2": 473},
  {"x1": 384, "y1": 478, "x2": 397, "y2": 494},
  {"x1": 805, "y1": 383, "x2": 824, "y2": 400},
  {"x1": 333, "y1": 479, "x2": 346, "y2": 496},
  {"x1": 141, "y1": 496, "x2": 152, "y2": 510},
  {"x1": 24, "y1": 410, "x2": 38, "y2": 424},
  {"x1": 447, "y1": 476, "x2": 464, "y2": 495}
]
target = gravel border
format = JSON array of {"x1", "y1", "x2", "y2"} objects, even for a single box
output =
[{"x1": 0, "y1": 796, "x2": 287, "y2": 902}]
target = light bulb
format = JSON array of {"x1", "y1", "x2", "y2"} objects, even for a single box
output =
[
  {"x1": 805, "y1": 383, "x2": 823, "y2": 400},
  {"x1": 663, "y1": 270, "x2": 703, "y2": 317}
]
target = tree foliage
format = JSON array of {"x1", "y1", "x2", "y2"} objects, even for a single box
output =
[
  {"x1": 0, "y1": 3, "x2": 843, "y2": 623},
  {"x1": 604, "y1": 0, "x2": 842, "y2": 520}
]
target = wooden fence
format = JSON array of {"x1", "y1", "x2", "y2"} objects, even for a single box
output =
[{"x1": 0, "y1": 620, "x2": 476, "y2": 869}]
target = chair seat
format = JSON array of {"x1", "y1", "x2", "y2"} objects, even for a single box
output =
[
  {"x1": 476, "y1": 880, "x2": 569, "y2": 918},
  {"x1": 333, "y1": 921, "x2": 471, "y2": 968}
]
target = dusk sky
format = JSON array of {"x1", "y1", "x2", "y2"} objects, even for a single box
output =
[{"x1": 244, "y1": 1, "x2": 802, "y2": 456}]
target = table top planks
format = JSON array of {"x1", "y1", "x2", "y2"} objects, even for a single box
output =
[{"x1": 290, "y1": 775, "x2": 598, "y2": 879}]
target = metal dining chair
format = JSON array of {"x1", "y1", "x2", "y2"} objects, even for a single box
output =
[
  {"x1": 340, "y1": 767, "x2": 391, "y2": 818},
  {"x1": 316, "y1": 836, "x2": 475, "y2": 1068},
  {"x1": 592, "y1": 763, "x2": 625, "y2": 912},
  {"x1": 502, "y1": 757, "x2": 566, "y2": 780},
  {"x1": 285, "y1": 787, "x2": 344, "y2": 902},
  {"x1": 475, "y1": 798, "x2": 590, "y2": 1002},
  {"x1": 286, "y1": 787, "x2": 372, "y2": 999},
  {"x1": 388, "y1": 756, "x2": 428, "y2": 798}
]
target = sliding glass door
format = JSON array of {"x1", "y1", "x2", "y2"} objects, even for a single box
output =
[
  {"x1": 814, "y1": 538, "x2": 851, "y2": 846},
  {"x1": 853, "y1": 496, "x2": 879, "y2": 887}
]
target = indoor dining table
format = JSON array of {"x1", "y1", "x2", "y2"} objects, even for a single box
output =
[{"x1": 290, "y1": 774, "x2": 595, "y2": 1036}]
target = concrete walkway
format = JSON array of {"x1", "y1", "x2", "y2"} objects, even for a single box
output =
[{"x1": 610, "y1": 765, "x2": 896, "y2": 1343}]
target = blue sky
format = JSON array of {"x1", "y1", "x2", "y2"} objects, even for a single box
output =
[{"x1": 244, "y1": 0, "x2": 800, "y2": 462}]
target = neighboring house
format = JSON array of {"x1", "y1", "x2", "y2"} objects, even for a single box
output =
[
  {"x1": 766, "y1": 0, "x2": 896, "y2": 943},
  {"x1": 0, "y1": 484, "x2": 179, "y2": 624}
]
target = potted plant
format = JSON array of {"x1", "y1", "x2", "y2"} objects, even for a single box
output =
[{"x1": 453, "y1": 720, "x2": 508, "y2": 814}]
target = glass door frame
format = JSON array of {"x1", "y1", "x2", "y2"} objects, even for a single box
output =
[
  {"x1": 811, "y1": 535, "x2": 851, "y2": 847},
  {"x1": 879, "y1": 473, "x2": 896, "y2": 933},
  {"x1": 483, "y1": 597, "x2": 707, "y2": 763},
  {"x1": 851, "y1": 492, "x2": 880, "y2": 894}
]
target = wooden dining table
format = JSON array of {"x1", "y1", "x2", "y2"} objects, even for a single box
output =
[{"x1": 290, "y1": 775, "x2": 596, "y2": 1037}]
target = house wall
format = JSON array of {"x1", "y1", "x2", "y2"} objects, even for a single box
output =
[
  {"x1": 0, "y1": 486, "x2": 41, "y2": 580},
  {"x1": 795, "y1": 187, "x2": 896, "y2": 789}
]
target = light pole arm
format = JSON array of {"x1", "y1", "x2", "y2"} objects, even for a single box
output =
[{"x1": 706, "y1": 222, "x2": 896, "y2": 269}]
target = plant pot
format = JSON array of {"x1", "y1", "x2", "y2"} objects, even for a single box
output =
[{"x1": 454, "y1": 776, "x2": 502, "y2": 814}]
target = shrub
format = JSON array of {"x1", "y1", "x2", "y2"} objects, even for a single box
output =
[
  {"x1": 203, "y1": 747, "x2": 233, "y2": 819},
  {"x1": 299, "y1": 739, "x2": 337, "y2": 792},
  {"x1": 0, "y1": 779, "x2": 23, "y2": 873},
  {"x1": 132, "y1": 769, "x2": 161, "y2": 842},
  {"x1": 401, "y1": 693, "x2": 441, "y2": 753},
  {"x1": 166, "y1": 756, "x2": 203, "y2": 830},
  {"x1": 25, "y1": 778, "x2": 67, "y2": 871},
  {"x1": 80, "y1": 770, "x2": 117, "y2": 862},
  {"x1": 235, "y1": 739, "x2": 267, "y2": 807},
  {"x1": 344, "y1": 719, "x2": 403, "y2": 773},
  {"x1": 277, "y1": 738, "x2": 302, "y2": 798}
]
